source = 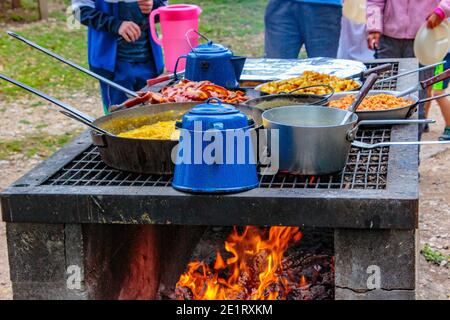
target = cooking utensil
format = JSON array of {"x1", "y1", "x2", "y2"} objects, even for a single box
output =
[
  {"x1": 262, "y1": 105, "x2": 433, "y2": 175},
  {"x1": 375, "y1": 61, "x2": 444, "y2": 85},
  {"x1": 329, "y1": 69, "x2": 450, "y2": 121},
  {"x1": 395, "y1": 68, "x2": 450, "y2": 97},
  {"x1": 147, "y1": 71, "x2": 185, "y2": 87},
  {"x1": 0, "y1": 74, "x2": 111, "y2": 135},
  {"x1": 352, "y1": 139, "x2": 450, "y2": 149},
  {"x1": 340, "y1": 73, "x2": 378, "y2": 125},
  {"x1": 0, "y1": 73, "x2": 263, "y2": 174},
  {"x1": 7, "y1": 31, "x2": 139, "y2": 98},
  {"x1": 346, "y1": 63, "x2": 391, "y2": 80},
  {"x1": 253, "y1": 75, "x2": 363, "y2": 96},
  {"x1": 244, "y1": 84, "x2": 333, "y2": 110},
  {"x1": 173, "y1": 98, "x2": 258, "y2": 193}
]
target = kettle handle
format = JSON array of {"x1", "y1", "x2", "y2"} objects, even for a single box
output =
[
  {"x1": 173, "y1": 55, "x2": 187, "y2": 79},
  {"x1": 149, "y1": 9, "x2": 163, "y2": 46}
]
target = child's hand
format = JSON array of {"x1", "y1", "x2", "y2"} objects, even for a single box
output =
[
  {"x1": 119, "y1": 21, "x2": 142, "y2": 42},
  {"x1": 427, "y1": 12, "x2": 444, "y2": 29},
  {"x1": 367, "y1": 32, "x2": 381, "y2": 50},
  {"x1": 138, "y1": 0, "x2": 154, "y2": 14}
]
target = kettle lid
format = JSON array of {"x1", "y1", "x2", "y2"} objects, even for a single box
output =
[
  {"x1": 190, "y1": 98, "x2": 238, "y2": 115},
  {"x1": 193, "y1": 41, "x2": 230, "y2": 55}
]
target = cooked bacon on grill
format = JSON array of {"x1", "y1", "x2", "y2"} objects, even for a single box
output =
[{"x1": 143, "y1": 80, "x2": 248, "y2": 104}]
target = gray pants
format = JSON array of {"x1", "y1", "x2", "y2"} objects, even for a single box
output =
[{"x1": 378, "y1": 35, "x2": 431, "y2": 137}]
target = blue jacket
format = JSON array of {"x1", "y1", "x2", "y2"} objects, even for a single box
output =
[{"x1": 73, "y1": 0, "x2": 165, "y2": 74}]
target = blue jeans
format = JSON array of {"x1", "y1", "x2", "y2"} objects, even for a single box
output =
[
  {"x1": 95, "y1": 60, "x2": 157, "y2": 114},
  {"x1": 264, "y1": 0, "x2": 342, "y2": 58}
]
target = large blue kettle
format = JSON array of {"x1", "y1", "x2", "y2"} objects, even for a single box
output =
[
  {"x1": 172, "y1": 98, "x2": 258, "y2": 193},
  {"x1": 174, "y1": 33, "x2": 246, "y2": 89}
]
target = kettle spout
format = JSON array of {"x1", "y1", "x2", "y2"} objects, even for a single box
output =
[{"x1": 230, "y1": 56, "x2": 246, "y2": 80}]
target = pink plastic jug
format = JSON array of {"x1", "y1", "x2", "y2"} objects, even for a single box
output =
[{"x1": 150, "y1": 4, "x2": 202, "y2": 72}]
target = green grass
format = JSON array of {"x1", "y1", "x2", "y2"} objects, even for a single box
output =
[
  {"x1": 0, "y1": 132, "x2": 79, "y2": 160},
  {"x1": 421, "y1": 244, "x2": 450, "y2": 266},
  {"x1": 0, "y1": 0, "x2": 266, "y2": 99}
]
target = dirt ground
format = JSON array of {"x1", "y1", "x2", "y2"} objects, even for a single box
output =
[{"x1": 0, "y1": 93, "x2": 449, "y2": 300}]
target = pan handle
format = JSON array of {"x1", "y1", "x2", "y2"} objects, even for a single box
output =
[
  {"x1": 407, "y1": 92, "x2": 450, "y2": 118},
  {"x1": 346, "y1": 118, "x2": 436, "y2": 142},
  {"x1": 0, "y1": 73, "x2": 113, "y2": 136},
  {"x1": 7, "y1": 31, "x2": 139, "y2": 98},
  {"x1": 420, "y1": 69, "x2": 450, "y2": 89},
  {"x1": 359, "y1": 63, "x2": 392, "y2": 80},
  {"x1": 353, "y1": 139, "x2": 450, "y2": 149}
]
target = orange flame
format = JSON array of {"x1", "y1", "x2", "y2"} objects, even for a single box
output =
[{"x1": 176, "y1": 226, "x2": 302, "y2": 300}]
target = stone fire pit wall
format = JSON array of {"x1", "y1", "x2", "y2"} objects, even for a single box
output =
[{"x1": 1, "y1": 59, "x2": 420, "y2": 300}]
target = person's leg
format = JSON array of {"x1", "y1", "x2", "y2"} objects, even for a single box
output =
[
  {"x1": 264, "y1": 0, "x2": 303, "y2": 58},
  {"x1": 433, "y1": 89, "x2": 450, "y2": 140},
  {"x1": 131, "y1": 61, "x2": 158, "y2": 92},
  {"x1": 301, "y1": 3, "x2": 342, "y2": 58}
]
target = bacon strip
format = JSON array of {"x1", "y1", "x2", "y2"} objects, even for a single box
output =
[{"x1": 145, "y1": 80, "x2": 249, "y2": 104}]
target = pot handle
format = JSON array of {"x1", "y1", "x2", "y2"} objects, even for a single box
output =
[
  {"x1": 173, "y1": 55, "x2": 187, "y2": 78},
  {"x1": 91, "y1": 131, "x2": 108, "y2": 148},
  {"x1": 149, "y1": 9, "x2": 162, "y2": 45},
  {"x1": 353, "y1": 139, "x2": 450, "y2": 149},
  {"x1": 346, "y1": 119, "x2": 436, "y2": 142}
]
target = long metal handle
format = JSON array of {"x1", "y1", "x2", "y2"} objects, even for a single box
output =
[
  {"x1": 7, "y1": 31, "x2": 139, "y2": 98},
  {"x1": 347, "y1": 118, "x2": 436, "y2": 142},
  {"x1": 340, "y1": 73, "x2": 378, "y2": 125},
  {"x1": 353, "y1": 140, "x2": 450, "y2": 149},
  {"x1": 395, "y1": 69, "x2": 450, "y2": 97},
  {"x1": 375, "y1": 61, "x2": 444, "y2": 84},
  {"x1": 0, "y1": 74, "x2": 111, "y2": 135},
  {"x1": 360, "y1": 63, "x2": 392, "y2": 79},
  {"x1": 358, "y1": 119, "x2": 436, "y2": 127}
]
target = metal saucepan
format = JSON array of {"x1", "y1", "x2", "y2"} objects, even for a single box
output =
[
  {"x1": 328, "y1": 69, "x2": 450, "y2": 121},
  {"x1": 262, "y1": 105, "x2": 434, "y2": 175},
  {"x1": 244, "y1": 84, "x2": 334, "y2": 110},
  {"x1": 0, "y1": 74, "x2": 263, "y2": 175}
]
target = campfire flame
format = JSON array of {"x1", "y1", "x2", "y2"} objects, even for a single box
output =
[{"x1": 176, "y1": 226, "x2": 302, "y2": 300}]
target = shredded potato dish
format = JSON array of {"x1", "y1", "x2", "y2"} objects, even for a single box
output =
[
  {"x1": 259, "y1": 71, "x2": 360, "y2": 94},
  {"x1": 328, "y1": 94, "x2": 413, "y2": 111},
  {"x1": 118, "y1": 120, "x2": 180, "y2": 140}
]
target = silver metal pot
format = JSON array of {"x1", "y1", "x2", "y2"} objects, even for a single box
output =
[{"x1": 262, "y1": 105, "x2": 433, "y2": 175}]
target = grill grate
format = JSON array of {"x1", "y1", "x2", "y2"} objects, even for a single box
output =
[
  {"x1": 366, "y1": 62, "x2": 399, "y2": 91},
  {"x1": 43, "y1": 129, "x2": 390, "y2": 190}
]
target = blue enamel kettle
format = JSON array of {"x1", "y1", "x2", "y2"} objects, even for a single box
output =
[
  {"x1": 172, "y1": 98, "x2": 258, "y2": 193},
  {"x1": 174, "y1": 31, "x2": 246, "y2": 89}
]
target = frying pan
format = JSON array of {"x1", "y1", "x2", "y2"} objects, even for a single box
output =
[
  {"x1": 0, "y1": 74, "x2": 263, "y2": 175},
  {"x1": 254, "y1": 77, "x2": 363, "y2": 96},
  {"x1": 328, "y1": 69, "x2": 450, "y2": 121},
  {"x1": 244, "y1": 84, "x2": 333, "y2": 110},
  {"x1": 252, "y1": 63, "x2": 392, "y2": 96}
]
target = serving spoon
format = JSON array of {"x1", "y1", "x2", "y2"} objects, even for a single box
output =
[{"x1": 340, "y1": 73, "x2": 379, "y2": 125}]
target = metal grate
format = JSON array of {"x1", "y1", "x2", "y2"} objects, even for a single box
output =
[
  {"x1": 43, "y1": 128, "x2": 390, "y2": 190},
  {"x1": 366, "y1": 62, "x2": 399, "y2": 91}
]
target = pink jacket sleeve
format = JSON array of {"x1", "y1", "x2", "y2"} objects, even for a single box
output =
[
  {"x1": 439, "y1": 0, "x2": 450, "y2": 17},
  {"x1": 366, "y1": 0, "x2": 386, "y2": 33}
]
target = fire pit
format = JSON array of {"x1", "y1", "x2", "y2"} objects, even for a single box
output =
[{"x1": 1, "y1": 59, "x2": 419, "y2": 300}]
